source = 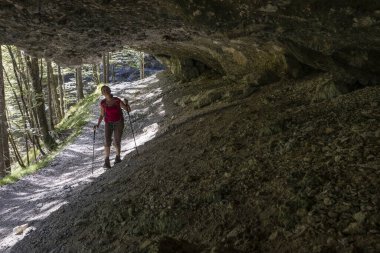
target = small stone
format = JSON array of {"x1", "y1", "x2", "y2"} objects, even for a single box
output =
[
  {"x1": 248, "y1": 159, "x2": 256, "y2": 166},
  {"x1": 259, "y1": 4, "x2": 278, "y2": 13},
  {"x1": 305, "y1": 126, "x2": 314, "y2": 132},
  {"x1": 343, "y1": 222, "x2": 365, "y2": 235},
  {"x1": 296, "y1": 208, "x2": 307, "y2": 217},
  {"x1": 325, "y1": 128, "x2": 334, "y2": 134},
  {"x1": 366, "y1": 155, "x2": 375, "y2": 161},
  {"x1": 312, "y1": 245, "x2": 322, "y2": 253},
  {"x1": 128, "y1": 207, "x2": 134, "y2": 216},
  {"x1": 327, "y1": 228, "x2": 335, "y2": 234},
  {"x1": 327, "y1": 237, "x2": 336, "y2": 246},
  {"x1": 224, "y1": 172, "x2": 231, "y2": 178},
  {"x1": 294, "y1": 224, "x2": 307, "y2": 235},
  {"x1": 23, "y1": 226, "x2": 34, "y2": 235},
  {"x1": 13, "y1": 224, "x2": 29, "y2": 235},
  {"x1": 353, "y1": 16, "x2": 375, "y2": 27},
  {"x1": 328, "y1": 211, "x2": 337, "y2": 218},
  {"x1": 74, "y1": 219, "x2": 87, "y2": 226},
  {"x1": 283, "y1": 230, "x2": 292, "y2": 238},
  {"x1": 184, "y1": 175, "x2": 191, "y2": 182},
  {"x1": 336, "y1": 202, "x2": 351, "y2": 212},
  {"x1": 339, "y1": 237, "x2": 350, "y2": 246},
  {"x1": 139, "y1": 239, "x2": 152, "y2": 249},
  {"x1": 226, "y1": 227, "x2": 240, "y2": 239},
  {"x1": 269, "y1": 231, "x2": 278, "y2": 240},
  {"x1": 210, "y1": 246, "x2": 219, "y2": 253},
  {"x1": 323, "y1": 197, "x2": 334, "y2": 206},
  {"x1": 240, "y1": 167, "x2": 249, "y2": 172},
  {"x1": 353, "y1": 212, "x2": 366, "y2": 223}
]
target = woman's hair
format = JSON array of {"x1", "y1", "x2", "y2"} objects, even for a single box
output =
[{"x1": 101, "y1": 85, "x2": 111, "y2": 94}]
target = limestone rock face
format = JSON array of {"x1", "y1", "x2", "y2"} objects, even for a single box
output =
[{"x1": 0, "y1": 1, "x2": 379, "y2": 83}]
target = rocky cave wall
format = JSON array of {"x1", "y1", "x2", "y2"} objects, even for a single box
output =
[
  {"x1": 1, "y1": 2, "x2": 380, "y2": 252},
  {"x1": 0, "y1": 0, "x2": 379, "y2": 87}
]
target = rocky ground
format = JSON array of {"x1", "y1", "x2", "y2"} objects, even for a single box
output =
[{"x1": 3, "y1": 71, "x2": 380, "y2": 253}]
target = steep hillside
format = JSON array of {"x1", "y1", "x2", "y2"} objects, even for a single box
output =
[{"x1": 11, "y1": 71, "x2": 380, "y2": 253}]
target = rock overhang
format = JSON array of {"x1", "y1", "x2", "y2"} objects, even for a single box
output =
[{"x1": 0, "y1": 0, "x2": 379, "y2": 84}]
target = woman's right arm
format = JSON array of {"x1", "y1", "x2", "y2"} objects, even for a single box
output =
[{"x1": 94, "y1": 106, "x2": 105, "y2": 129}]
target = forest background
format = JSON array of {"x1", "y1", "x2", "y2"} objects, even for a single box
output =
[{"x1": 0, "y1": 46, "x2": 154, "y2": 184}]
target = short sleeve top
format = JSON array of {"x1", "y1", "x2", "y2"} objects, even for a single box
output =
[{"x1": 100, "y1": 97, "x2": 122, "y2": 123}]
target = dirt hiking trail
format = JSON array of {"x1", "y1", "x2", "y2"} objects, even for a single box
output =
[{"x1": 0, "y1": 74, "x2": 164, "y2": 252}]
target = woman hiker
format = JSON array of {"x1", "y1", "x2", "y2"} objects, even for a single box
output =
[{"x1": 94, "y1": 85, "x2": 131, "y2": 168}]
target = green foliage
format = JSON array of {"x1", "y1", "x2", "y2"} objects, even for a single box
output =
[
  {"x1": 0, "y1": 155, "x2": 51, "y2": 186},
  {"x1": 0, "y1": 45, "x2": 141, "y2": 185},
  {"x1": 57, "y1": 85, "x2": 101, "y2": 131},
  {"x1": 112, "y1": 47, "x2": 144, "y2": 69}
]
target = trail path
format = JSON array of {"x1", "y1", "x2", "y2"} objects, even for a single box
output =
[{"x1": 0, "y1": 74, "x2": 164, "y2": 252}]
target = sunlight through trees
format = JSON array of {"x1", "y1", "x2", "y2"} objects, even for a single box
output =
[{"x1": 0, "y1": 45, "x2": 149, "y2": 180}]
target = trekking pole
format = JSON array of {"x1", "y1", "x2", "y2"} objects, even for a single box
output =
[
  {"x1": 92, "y1": 129, "x2": 96, "y2": 174},
  {"x1": 124, "y1": 99, "x2": 139, "y2": 155}
]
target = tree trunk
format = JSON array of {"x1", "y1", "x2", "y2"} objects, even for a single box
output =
[
  {"x1": 3, "y1": 63, "x2": 41, "y2": 162},
  {"x1": 23, "y1": 55, "x2": 42, "y2": 149},
  {"x1": 31, "y1": 134, "x2": 37, "y2": 162},
  {"x1": 46, "y1": 61, "x2": 54, "y2": 130},
  {"x1": 8, "y1": 130, "x2": 25, "y2": 168},
  {"x1": 7, "y1": 47, "x2": 38, "y2": 165},
  {"x1": 4, "y1": 69, "x2": 31, "y2": 167},
  {"x1": 25, "y1": 133, "x2": 29, "y2": 166},
  {"x1": 20, "y1": 58, "x2": 46, "y2": 157},
  {"x1": 102, "y1": 53, "x2": 107, "y2": 83},
  {"x1": 112, "y1": 64, "x2": 115, "y2": 82},
  {"x1": 75, "y1": 67, "x2": 84, "y2": 101},
  {"x1": 0, "y1": 45, "x2": 11, "y2": 177},
  {"x1": 6, "y1": 46, "x2": 34, "y2": 129},
  {"x1": 47, "y1": 61, "x2": 62, "y2": 122},
  {"x1": 106, "y1": 52, "x2": 110, "y2": 83},
  {"x1": 39, "y1": 59, "x2": 44, "y2": 90},
  {"x1": 92, "y1": 64, "x2": 100, "y2": 85},
  {"x1": 26, "y1": 56, "x2": 56, "y2": 151},
  {"x1": 17, "y1": 62, "x2": 40, "y2": 160},
  {"x1": 57, "y1": 65, "x2": 65, "y2": 116},
  {"x1": 139, "y1": 52, "x2": 145, "y2": 79}
]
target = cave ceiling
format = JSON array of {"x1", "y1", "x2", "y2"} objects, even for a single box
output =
[{"x1": 0, "y1": 0, "x2": 379, "y2": 83}]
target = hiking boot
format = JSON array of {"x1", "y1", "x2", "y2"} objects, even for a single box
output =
[
  {"x1": 103, "y1": 157, "x2": 111, "y2": 169},
  {"x1": 114, "y1": 155, "x2": 122, "y2": 164}
]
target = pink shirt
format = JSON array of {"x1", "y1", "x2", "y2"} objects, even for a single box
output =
[{"x1": 100, "y1": 97, "x2": 122, "y2": 123}]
